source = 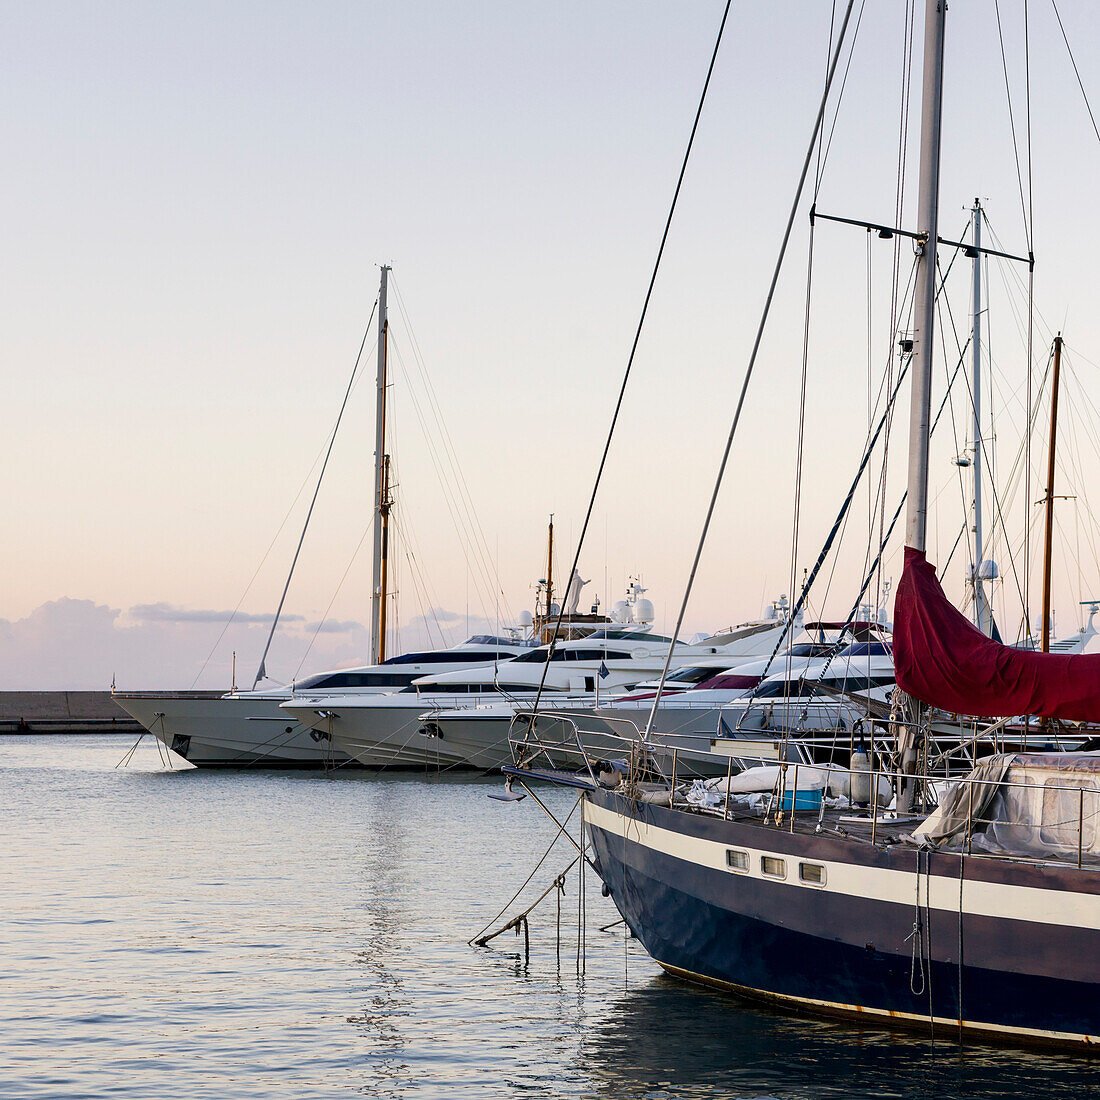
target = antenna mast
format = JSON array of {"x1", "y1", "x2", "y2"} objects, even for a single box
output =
[
  {"x1": 968, "y1": 198, "x2": 998, "y2": 636},
  {"x1": 544, "y1": 514, "x2": 554, "y2": 644},
  {"x1": 1041, "y1": 335, "x2": 1064, "y2": 653}
]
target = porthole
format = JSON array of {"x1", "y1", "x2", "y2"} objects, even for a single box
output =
[
  {"x1": 761, "y1": 855, "x2": 786, "y2": 879},
  {"x1": 799, "y1": 861, "x2": 826, "y2": 886},
  {"x1": 726, "y1": 849, "x2": 749, "y2": 872}
]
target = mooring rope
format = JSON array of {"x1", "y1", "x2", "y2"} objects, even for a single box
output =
[{"x1": 468, "y1": 795, "x2": 581, "y2": 946}]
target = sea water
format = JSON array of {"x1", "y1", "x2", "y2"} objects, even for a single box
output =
[{"x1": 1, "y1": 735, "x2": 1097, "y2": 1099}]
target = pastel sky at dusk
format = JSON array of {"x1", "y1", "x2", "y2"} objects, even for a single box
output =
[{"x1": 6, "y1": 1, "x2": 1100, "y2": 688}]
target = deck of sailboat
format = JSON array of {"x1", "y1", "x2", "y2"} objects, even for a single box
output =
[{"x1": 504, "y1": 762, "x2": 1100, "y2": 873}]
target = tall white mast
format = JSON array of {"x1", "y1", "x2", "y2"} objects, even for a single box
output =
[
  {"x1": 903, "y1": 0, "x2": 947, "y2": 555},
  {"x1": 970, "y1": 199, "x2": 983, "y2": 582},
  {"x1": 370, "y1": 265, "x2": 391, "y2": 666},
  {"x1": 897, "y1": 0, "x2": 946, "y2": 811}
]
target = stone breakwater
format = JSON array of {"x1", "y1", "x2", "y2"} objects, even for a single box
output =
[{"x1": 0, "y1": 691, "x2": 214, "y2": 733}]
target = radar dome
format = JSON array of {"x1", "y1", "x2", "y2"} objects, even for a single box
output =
[
  {"x1": 632, "y1": 598, "x2": 655, "y2": 624},
  {"x1": 517, "y1": 609, "x2": 533, "y2": 627},
  {"x1": 611, "y1": 600, "x2": 631, "y2": 623}
]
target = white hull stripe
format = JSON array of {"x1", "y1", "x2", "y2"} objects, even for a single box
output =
[{"x1": 585, "y1": 799, "x2": 1100, "y2": 931}]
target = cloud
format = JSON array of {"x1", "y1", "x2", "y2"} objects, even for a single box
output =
[
  {"x1": 402, "y1": 608, "x2": 503, "y2": 644},
  {"x1": 0, "y1": 598, "x2": 511, "y2": 690},
  {"x1": 0, "y1": 598, "x2": 366, "y2": 690},
  {"x1": 129, "y1": 602, "x2": 304, "y2": 625},
  {"x1": 303, "y1": 619, "x2": 364, "y2": 634},
  {"x1": 422, "y1": 606, "x2": 461, "y2": 623}
]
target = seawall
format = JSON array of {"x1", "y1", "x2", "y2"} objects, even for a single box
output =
[{"x1": 1, "y1": 691, "x2": 146, "y2": 733}]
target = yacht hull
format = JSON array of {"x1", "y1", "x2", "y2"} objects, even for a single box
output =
[
  {"x1": 422, "y1": 706, "x2": 734, "y2": 774},
  {"x1": 421, "y1": 697, "x2": 869, "y2": 775},
  {"x1": 283, "y1": 697, "x2": 482, "y2": 770},
  {"x1": 585, "y1": 787, "x2": 1100, "y2": 1046},
  {"x1": 113, "y1": 692, "x2": 352, "y2": 767}
]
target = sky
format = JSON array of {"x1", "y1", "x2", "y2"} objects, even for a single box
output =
[{"x1": 6, "y1": 1, "x2": 1100, "y2": 689}]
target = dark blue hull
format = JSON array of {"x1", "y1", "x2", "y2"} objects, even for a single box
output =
[{"x1": 585, "y1": 788, "x2": 1100, "y2": 1045}]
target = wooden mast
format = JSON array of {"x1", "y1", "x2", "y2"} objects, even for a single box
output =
[
  {"x1": 378, "y1": 453, "x2": 393, "y2": 662},
  {"x1": 1040, "y1": 335, "x2": 1064, "y2": 653},
  {"x1": 370, "y1": 265, "x2": 391, "y2": 666}
]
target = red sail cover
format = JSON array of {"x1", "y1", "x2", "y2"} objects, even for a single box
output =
[{"x1": 894, "y1": 547, "x2": 1100, "y2": 720}]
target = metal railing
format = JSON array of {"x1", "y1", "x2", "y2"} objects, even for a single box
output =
[{"x1": 507, "y1": 715, "x2": 1100, "y2": 867}]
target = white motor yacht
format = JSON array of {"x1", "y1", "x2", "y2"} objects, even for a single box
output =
[
  {"x1": 279, "y1": 612, "x2": 801, "y2": 769},
  {"x1": 418, "y1": 624, "x2": 883, "y2": 773},
  {"x1": 113, "y1": 636, "x2": 531, "y2": 766}
]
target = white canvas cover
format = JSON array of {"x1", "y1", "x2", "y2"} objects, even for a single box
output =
[
  {"x1": 913, "y1": 753, "x2": 1100, "y2": 859},
  {"x1": 705, "y1": 763, "x2": 891, "y2": 804}
]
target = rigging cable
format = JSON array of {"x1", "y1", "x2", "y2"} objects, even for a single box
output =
[
  {"x1": 190, "y1": 300, "x2": 377, "y2": 688},
  {"x1": 754, "y1": 249, "x2": 973, "y2": 726},
  {"x1": 741, "y1": 355, "x2": 912, "y2": 722},
  {"x1": 387, "y1": 332, "x2": 498, "y2": 624},
  {"x1": 643, "y1": 0, "x2": 862, "y2": 739},
  {"x1": 292, "y1": 518, "x2": 373, "y2": 679},
  {"x1": 390, "y1": 274, "x2": 509, "y2": 614},
  {"x1": 782, "y1": 343, "x2": 972, "y2": 728},
  {"x1": 786, "y1": 202, "x2": 816, "y2": 691},
  {"x1": 876, "y1": 0, "x2": 919, "y2": 619},
  {"x1": 1051, "y1": 0, "x2": 1100, "y2": 146},
  {"x1": 785, "y1": 225, "x2": 963, "y2": 661},
  {"x1": 796, "y1": 227, "x2": 963, "y2": 644},
  {"x1": 525, "y1": 0, "x2": 734, "y2": 722},
  {"x1": 814, "y1": 0, "x2": 868, "y2": 188},
  {"x1": 977, "y1": 345, "x2": 1056, "y2": 638},
  {"x1": 252, "y1": 305, "x2": 378, "y2": 687},
  {"x1": 994, "y1": 0, "x2": 1037, "y2": 642},
  {"x1": 784, "y1": 0, "x2": 862, "y2": 702},
  {"x1": 942, "y1": 266, "x2": 1040, "y2": 634}
]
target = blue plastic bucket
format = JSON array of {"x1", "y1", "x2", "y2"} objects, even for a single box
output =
[{"x1": 781, "y1": 787, "x2": 824, "y2": 813}]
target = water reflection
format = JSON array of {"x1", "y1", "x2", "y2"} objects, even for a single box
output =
[
  {"x1": 580, "y1": 974, "x2": 1100, "y2": 1100},
  {"x1": 348, "y1": 781, "x2": 414, "y2": 1098}
]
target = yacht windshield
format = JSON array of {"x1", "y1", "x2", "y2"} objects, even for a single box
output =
[
  {"x1": 294, "y1": 670, "x2": 416, "y2": 690},
  {"x1": 584, "y1": 630, "x2": 675, "y2": 644},
  {"x1": 834, "y1": 641, "x2": 892, "y2": 657},
  {"x1": 511, "y1": 649, "x2": 550, "y2": 663},
  {"x1": 668, "y1": 665, "x2": 726, "y2": 685},
  {"x1": 382, "y1": 649, "x2": 515, "y2": 665}
]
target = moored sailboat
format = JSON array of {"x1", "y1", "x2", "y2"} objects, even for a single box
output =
[
  {"x1": 503, "y1": 0, "x2": 1100, "y2": 1046},
  {"x1": 116, "y1": 266, "x2": 534, "y2": 766}
]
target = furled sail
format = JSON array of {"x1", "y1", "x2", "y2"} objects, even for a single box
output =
[{"x1": 894, "y1": 547, "x2": 1100, "y2": 720}]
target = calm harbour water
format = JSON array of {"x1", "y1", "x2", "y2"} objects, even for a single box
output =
[{"x1": 3, "y1": 735, "x2": 1100, "y2": 1099}]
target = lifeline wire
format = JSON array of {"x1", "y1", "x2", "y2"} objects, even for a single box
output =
[
  {"x1": 525, "y1": 0, "x2": 733, "y2": 722},
  {"x1": 645, "y1": 0, "x2": 858, "y2": 739}
]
